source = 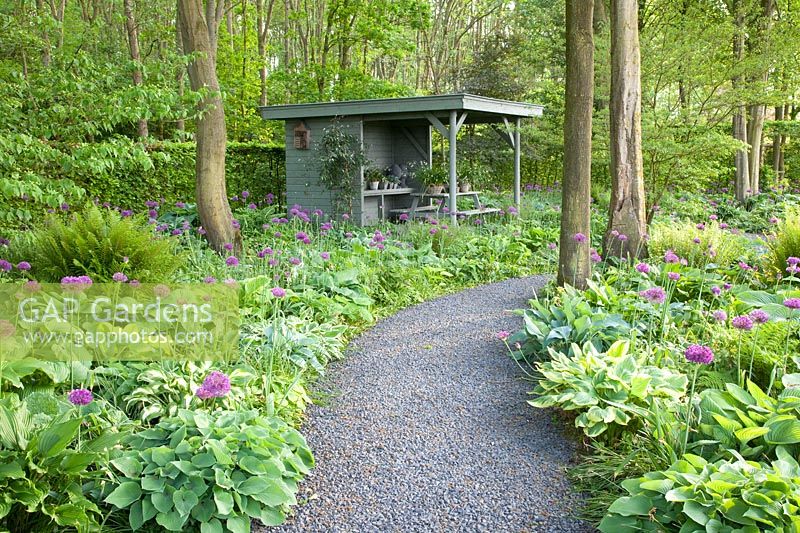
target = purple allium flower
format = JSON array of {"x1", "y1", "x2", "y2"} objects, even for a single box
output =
[
  {"x1": 590, "y1": 250, "x2": 602, "y2": 263},
  {"x1": 639, "y1": 286, "x2": 666, "y2": 304},
  {"x1": 313, "y1": 209, "x2": 323, "y2": 217},
  {"x1": 268, "y1": 258, "x2": 279, "y2": 267},
  {"x1": 711, "y1": 286, "x2": 721, "y2": 296},
  {"x1": 112, "y1": 272, "x2": 128, "y2": 283},
  {"x1": 16, "y1": 261, "x2": 31, "y2": 271},
  {"x1": 547, "y1": 242, "x2": 557, "y2": 250},
  {"x1": 723, "y1": 283, "x2": 732, "y2": 290},
  {"x1": 635, "y1": 263, "x2": 650, "y2": 274},
  {"x1": 225, "y1": 256, "x2": 239, "y2": 267},
  {"x1": 176, "y1": 201, "x2": 186, "y2": 209},
  {"x1": 399, "y1": 213, "x2": 409, "y2": 221},
  {"x1": 738, "y1": 262, "x2": 751, "y2": 271},
  {"x1": 60, "y1": 203, "x2": 70, "y2": 211},
  {"x1": 770, "y1": 217, "x2": 779, "y2": 224},
  {"x1": 618, "y1": 234, "x2": 628, "y2": 242},
  {"x1": 342, "y1": 213, "x2": 350, "y2": 221},
  {"x1": 693, "y1": 237, "x2": 701, "y2": 244},
  {"x1": 129, "y1": 279, "x2": 140, "y2": 287},
  {"x1": 24, "y1": 280, "x2": 41, "y2": 292},
  {"x1": 719, "y1": 222, "x2": 729, "y2": 229},
  {"x1": 68, "y1": 388, "x2": 93, "y2": 406},
  {"x1": 223, "y1": 243, "x2": 233, "y2": 251},
  {"x1": 664, "y1": 250, "x2": 679, "y2": 264},
  {"x1": 573, "y1": 233, "x2": 587, "y2": 243},
  {"x1": 497, "y1": 330, "x2": 510, "y2": 340},
  {"x1": 271, "y1": 287, "x2": 286, "y2": 298},
  {"x1": 197, "y1": 227, "x2": 207, "y2": 235},
  {"x1": 709, "y1": 215, "x2": 718, "y2": 221},
  {"x1": 712, "y1": 310, "x2": 728, "y2": 322},
  {"x1": 0, "y1": 260, "x2": 11, "y2": 272},
  {"x1": 203, "y1": 276, "x2": 217, "y2": 284},
  {"x1": 611, "y1": 230, "x2": 619, "y2": 237},
  {"x1": 684, "y1": 344, "x2": 714, "y2": 365},
  {"x1": 696, "y1": 223, "x2": 705, "y2": 230},
  {"x1": 195, "y1": 371, "x2": 231, "y2": 399},
  {"x1": 231, "y1": 220, "x2": 240, "y2": 230},
  {"x1": 274, "y1": 232, "x2": 282, "y2": 238},
  {"x1": 171, "y1": 229, "x2": 183, "y2": 236},
  {"x1": 289, "y1": 257, "x2": 301, "y2": 266},
  {"x1": 241, "y1": 190, "x2": 250, "y2": 199},
  {"x1": 507, "y1": 206, "x2": 519, "y2": 215},
  {"x1": 295, "y1": 231, "x2": 308, "y2": 241},
  {"x1": 750, "y1": 309, "x2": 769, "y2": 324},
  {"x1": 732, "y1": 315, "x2": 754, "y2": 331},
  {"x1": 668, "y1": 272, "x2": 681, "y2": 281},
  {"x1": 153, "y1": 284, "x2": 170, "y2": 298},
  {"x1": 61, "y1": 275, "x2": 93, "y2": 289},
  {"x1": 783, "y1": 298, "x2": 800, "y2": 310},
  {"x1": 430, "y1": 228, "x2": 438, "y2": 235},
  {"x1": 320, "y1": 252, "x2": 330, "y2": 260},
  {"x1": 788, "y1": 257, "x2": 800, "y2": 266}
]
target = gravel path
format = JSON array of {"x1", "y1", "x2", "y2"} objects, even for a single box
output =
[{"x1": 261, "y1": 276, "x2": 592, "y2": 533}]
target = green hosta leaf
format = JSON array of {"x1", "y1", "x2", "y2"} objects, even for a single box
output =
[
  {"x1": 0, "y1": 460, "x2": 24, "y2": 480},
  {"x1": 226, "y1": 515, "x2": 251, "y2": 533},
  {"x1": 172, "y1": 488, "x2": 199, "y2": 517},
  {"x1": 151, "y1": 492, "x2": 173, "y2": 513},
  {"x1": 638, "y1": 478, "x2": 674, "y2": 494},
  {"x1": 35, "y1": 418, "x2": 81, "y2": 457},
  {"x1": 214, "y1": 486, "x2": 234, "y2": 516},
  {"x1": 630, "y1": 375, "x2": 651, "y2": 399},
  {"x1": 606, "y1": 495, "x2": 653, "y2": 517},
  {"x1": 737, "y1": 290, "x2": 779, "y2": 307},
  {"x1": 155, "y1": 510, "x2": 189, "y2": 531},
  {"x1": 735, "y1": 427, "x2": 770, "y2": 445},
  {"x1": 200, "y1": 518, "x2": 224, "y2": 533},
  {"x1": 683, "y1": 500, "x2": 711, "y2": 526},
  {"x1": 111, "y1": 456, "x2": 143, "y2": 478},
  {"x1": 764, "y1": 417, "x2": 800, "y2": 444},
  {"x1": 105, "y1": 481, "x2": 142, "y2": 509}
]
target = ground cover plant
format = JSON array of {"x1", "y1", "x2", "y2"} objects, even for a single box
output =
[
  {"x1": 0, "y1": 188, "x2": 548, "y2": 532},
  {"x1": 503, "y1": 191, "x2": 800, "y2": 531}
]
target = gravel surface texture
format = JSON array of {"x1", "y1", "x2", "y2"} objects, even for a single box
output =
[{"x1": 258, "y1": 276, "x2": 593, "y2": 533}]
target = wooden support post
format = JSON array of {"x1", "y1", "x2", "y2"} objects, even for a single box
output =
[
  {"x1": 449, "y1": 110, "x2": 458, "y2": 225},
  {"x1": 514, "y1": 117, "x2": 521, "y2": 208}
]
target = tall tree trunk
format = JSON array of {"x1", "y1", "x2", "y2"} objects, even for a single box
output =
[
  {"x1": 36, "y1": 0, "x2": 52, "y2": 66},
  {"x1": 256, "y1": 0, "x2": 275, "y2": 106},
  {"x1": 593, "y1": 0, "x2": 609, "y2": 111},
  {"x1": 123, "y1": 0, "x2": 149, "y2": 138},
  {"x1": 773, "y1": 104, "x2": 784, "y2": 179},
  {"x1": 732, "y1": 0, "x2": 750, "y2": 202},
  {"x1": 745, "y1": 0, "x2": 775, "y2": 196},
  {"x1": 605, "y1": 0, "x2": 646, "y2": 260},
  {"x1": 177, "y1": 0, "x2": 240, "y2": 252},
  {"x1": 559, "y1": 0, "x2": 594, "y2": 289},
  {"x1": 176, "y1": 10, "x2": 186, "y2": 134}
]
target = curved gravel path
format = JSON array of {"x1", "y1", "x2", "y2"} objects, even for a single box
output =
[{"x1": 263, "y1": 276, "x2": 592, "y2": 533}]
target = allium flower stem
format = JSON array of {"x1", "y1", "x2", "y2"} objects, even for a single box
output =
[
  {"x1": 747, "y1": 326, "x2": 761, "y2": 384},
  {"x1": 682, "y1": 365, "x2": 700, "y2": 456}
]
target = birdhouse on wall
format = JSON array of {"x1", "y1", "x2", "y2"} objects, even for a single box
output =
[{"x1": 293, "y1": 121, "x2": 310, "y2": 150}]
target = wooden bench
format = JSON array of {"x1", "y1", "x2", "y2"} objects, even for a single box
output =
[{"x1": 390, "y1": 205, "x2": 439, "y2": 217}]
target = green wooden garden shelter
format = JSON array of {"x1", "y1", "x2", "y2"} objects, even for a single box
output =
[{"x1": 260, "y1": 93, "x2": 543, "y2": 225}]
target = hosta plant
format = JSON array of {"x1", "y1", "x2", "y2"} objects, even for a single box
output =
[
  {"x1": 0, "y1": 395, "x2": 121, "y2": 533},
  {"x1": 599, "y1": 447, "x2": 800, "y2": 532},
  {"x1": 509, "y1": 291, "x2": 633, "y2": 361},
  {"x1": 104, "y1": 408, "x2": 313, "y2": 532},
  {"x1": 530, "y1": 340, "x2": 688, "y2": 438},
  {"x1": 697, "y1": 380, "x2": 800, "y2": 460}
]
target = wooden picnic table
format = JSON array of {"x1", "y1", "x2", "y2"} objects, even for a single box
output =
[{"x1": 391, "y1": 191, "x2": 500, "y2": 219}]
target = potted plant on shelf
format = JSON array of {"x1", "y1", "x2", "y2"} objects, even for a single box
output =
[
  {"x1": 415, "y1": 165, "x2": 448, "y2": 195},
  {"x1": 365, "y1": 167, "x2": 383, "y2": 190}
]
